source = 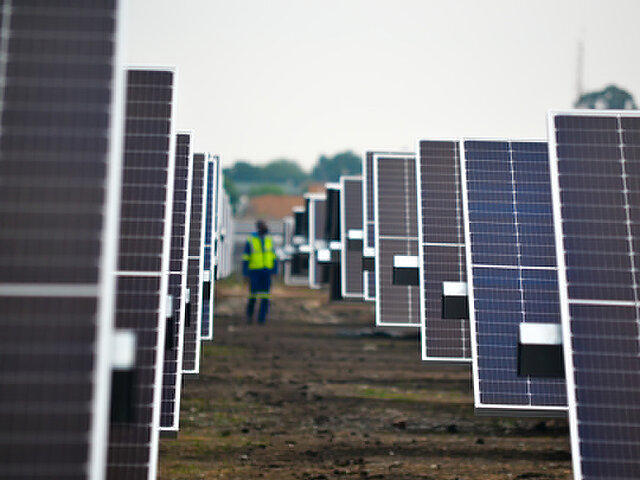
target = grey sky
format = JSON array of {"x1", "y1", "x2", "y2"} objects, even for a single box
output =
[{"x1": 125, "y1": 0, "x2": 640, "y2": 170}]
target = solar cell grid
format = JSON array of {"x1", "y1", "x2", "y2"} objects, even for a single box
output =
[
  {"x1": 183, "y1": 152, "x2": 206, "y2": 375},
  {"x1": 373, "y1": 153, "x2": 420, "y2": 327},
  {"x1": 160, "y1": 131, "x2": 192, "y2": 434},
  {"x1": 341, "y1": 176, "x2": 364, "y2": 298},
  {"x1": 0, "y1": 3, "x2": 124, "y2": 478},
  {"x1": 549, "y1": 110, "x2": 640, "y2": 480},
  {"x1": 363, "y1": 152, "x2": 376, "y2": 301},
  {"x1": 417, "y1": 140, "x2": 471, "y2": 362},
  {"x1": 363, "y1": 151, "x2": 409, "y2": 301},
  {"x1": 108, "y1": 68, "x2": 176, "y2": 480},
  {"x1": 307, "y1": 194, "x2": 327, "y2": 289},
  {"x1": 461, "y1": 138, "x2": 566, "y2": 415},
  {"x1": 201, "y1": 156, "x2": 216, "y2": 340}
]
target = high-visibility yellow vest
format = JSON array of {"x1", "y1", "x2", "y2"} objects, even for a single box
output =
[{"x1": 245, "y1": 234, "x2": 275, "y2": 270}]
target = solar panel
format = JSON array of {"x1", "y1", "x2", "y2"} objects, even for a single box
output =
[
  {"x1": 306, "y1": 193, "x2": 328, "y2": 289},
  {"x1": 341, "y1": 176, "x2": 364, "y2": 298},
  {"x1": 108, "y1": 68, "x2": 176, "y2": 480},
  {"x1": 373, "y1": 153, "x2": 420, "y2": 327},
  {"x1": 363, "y1": 151, "x2": 410, "y2": 301},
  {"x1": 416, "y1": 140, "x2": 471, "y2": 362},
  {"x1": 325, "y1": 183, "x2": 342, "y2": 301},
  {"x1": 160, "y1": 131, "x2": 193, "y2": 435},
  {"x1": 285, "y1": 207, "x2": 309, "y2": 285},
  {"x1": 0, "y1": 2, "x2": 124, "y2": 478},
  {"x1": 182, "y1": 152, "x2": 206, "y2": 375},
  {"x1": 460, "y1": 138, "x2": 566, "y2": 416},
  {"x1": 217, "y1": 188, "x2": 233, "y2": 279},
  {"x1": 201, "y1": 155, "x2": 217, "y2": 341},
  {"x1": 548, "y1": 110, "x2": 640, "y2": 478},
  {"x1": 363, "y1": 153, "x2": 377, "y2": 301}
]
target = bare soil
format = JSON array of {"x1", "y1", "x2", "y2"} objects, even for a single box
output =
[{"x1": 159, "y1": 280, "x2": 572, "y2": 480}]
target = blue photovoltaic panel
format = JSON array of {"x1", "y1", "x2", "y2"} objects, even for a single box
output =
[
  {"x1": 549, "y1": 111, "x2": 640, "y2": 480},
  {"x1": 201, "y1": 156, "x2": 216, "y2": 340},
  {"x1": 417, "y1": 140, "x2": 471, "y2": 362},
  {"x1": 461, "y1": 139, "x2": 566, "y2": 415},
  {"x1": 374, "y1": 153, "x2": 420, "y2": 327}
]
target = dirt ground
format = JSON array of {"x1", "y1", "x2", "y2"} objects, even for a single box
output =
[{"x1": 159, "y1": 280, "x2": 572, "y2": 480}]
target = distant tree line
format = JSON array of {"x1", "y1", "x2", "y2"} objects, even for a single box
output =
[{"x1": 222, "y1": 151, "x2": 362, "y2": 203}]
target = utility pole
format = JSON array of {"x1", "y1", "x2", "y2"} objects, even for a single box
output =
[{"x1": 576, "y1": 39, "x2": 584, "y2": 99}]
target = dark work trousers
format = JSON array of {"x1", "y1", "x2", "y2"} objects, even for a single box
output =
[{"x1": 246, "y1": 269, "x2": 272, "y2": 324}]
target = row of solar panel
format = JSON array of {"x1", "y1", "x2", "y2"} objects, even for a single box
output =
[
  {"x1": 279, "y1": 113, "x2": 640, "y2": 480},
  {"x1": 0, "y1": 3, "x2": 234, "y2": 479}
]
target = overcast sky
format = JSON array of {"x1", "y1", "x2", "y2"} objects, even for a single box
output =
[{"x1": 125, "y1": 0, "x2": 640, "y2": 170}]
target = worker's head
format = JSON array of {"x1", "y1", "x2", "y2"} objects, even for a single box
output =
[{"x1": 256, "y1": 220, "x2": 268, "y2": 235}]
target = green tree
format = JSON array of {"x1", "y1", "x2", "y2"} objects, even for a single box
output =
[
  {"x1": 261, "y1": 159, "x2": 308, "y2": 185},
  {"x1": 223, "y1": 161, "x2": 263, "y2": 182},
  {"x1": 311, "y1": 151, "x2": 361, "y2": 182},
  {"x1": 223, "y1": 176, "x2": 240, "y2": 211},
  {"x1": 574, "y1": 84, "x2": 638, "y2": 110},
  {"x1": 248, "y1": 184, "x2": 286, "y2": 197}
]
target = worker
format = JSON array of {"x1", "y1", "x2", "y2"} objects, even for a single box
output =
[{"x1": 242, "y1": 220, "x2": 278, "y2": 324}]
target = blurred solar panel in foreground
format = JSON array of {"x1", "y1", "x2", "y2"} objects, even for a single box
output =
[{"x1": 0, "y1": 2, "x2": 124, "y2": 478}]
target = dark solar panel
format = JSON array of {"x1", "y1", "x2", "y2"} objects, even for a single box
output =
[
  {"x1": 201, "y1": 156, "x2": 216, "y2": 341},
  {"x1": 107, "y1": 68, "x2": 175, "y2": 480},
  {"x1": 289, "y1": 205, "x2": 310, "y2": 284},
  {"x1": 325, "y1": 184, "x2": 342, "y2": 301},
  {"x1": 363, "y1": 153, "x2": 376, "y2": 301},
  {"x1": 160, "y1": 132, "x2": 192, "y2": 434},
  {"x1": 182, "y1": 153, "x2": 206, "y2": 374},
  {"x1": 363, "y1": 151, "x2": 410, "y2": 301},
  {"x1": 341, "y1": 176, "x2": 364, "y2": 298},
  {"x1": 0, "y1": 2, "x2": 123, "y2": 478},
  {"x1": 549, "y1": 110, "x2": 640, "y2": 478},
  {"x1": 417, "y1": 140, "x2": 471, "y2": 362},
  {"x1": 374, "y1": 153, "x2": 420, "y2": 327},
  {"x1": 461, "y1": 139, "x2": 566, "y2": 415}
]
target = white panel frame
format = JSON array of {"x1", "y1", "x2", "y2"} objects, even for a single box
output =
[{"x1": 90, "y1": 5, "x2": 126, "y2": 477}]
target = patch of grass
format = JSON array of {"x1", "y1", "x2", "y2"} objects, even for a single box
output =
[
  {"x1": 202, "y1": 344, "x2": 248, "y2": 358},
  {"x1": 326, "y1": 383, "x2": 470, "y2": 404}
]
